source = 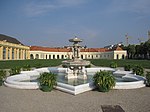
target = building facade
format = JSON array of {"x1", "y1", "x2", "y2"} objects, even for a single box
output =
[
  {"x1": 0, "y1": 34, "x2": 127, "y2": 60},
  {"x1": 30, "y1": 46, "x2": 127, "y2": 60},
  {"x1": 0, "y1": 34, "x2": 30, "y2": 60}
]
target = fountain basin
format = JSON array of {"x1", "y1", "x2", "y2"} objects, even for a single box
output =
[{"x1": 4, "y1": 67, "x2": 146, "y2": 95}]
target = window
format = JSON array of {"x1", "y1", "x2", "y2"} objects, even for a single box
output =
[
  {"x1": 57, "y1": 55, "x2": 59, "y2": 59},
  {"x1": 3, "y1": 47, "x2": 6, "y2": 59},
  {"x1": 53, "y1": 55, "x2": 55, "y2": 59},
  {"x1": 36, "y1": 54, "x2": 39, "y2": 59},
  {"x1": 30, "y1": 54, "x2": 34, "y2": 59},
  {"x1": 81, "y1": 55, "x2": 83, "y2": 59},
  {"x1": 122, "y1": 54, "x2": 125, "y2": 59},
  {"x1": 117, "y1": 54, "x2": 119, "y2": 59},
  {"x1": 61, "y1": 55, "x2": 64, "y2": 59},
  {"x1": 12, "y1": 48, "x2": 14, "y2": 59}
]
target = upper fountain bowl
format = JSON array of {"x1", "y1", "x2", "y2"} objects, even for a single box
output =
[{"x1": 69, "y1": 37, "x2": 82, "y2": 43}]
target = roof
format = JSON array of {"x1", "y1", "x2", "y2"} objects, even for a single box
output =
[
  {"x1": 30, "y1": 46, "x2": 71, "y2": 52},
  {"x1": 0, "y1": 34, "x2": 23, "y2": 45},
  {"x1": 30, "y1": 46, "x2": 111, "y2": 52}
]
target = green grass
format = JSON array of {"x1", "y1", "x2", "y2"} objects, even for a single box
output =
[
  {"x1": 0, "y1": 59, "x2": 62, "y2": 69},
  {"x1": 88, "y1": 59, "x2": 150, "y2": 69},
  {"x1": 0, "y1": 59, "x2": 150, "y2": 69}
]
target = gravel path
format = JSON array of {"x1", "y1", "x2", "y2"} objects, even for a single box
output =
[{"x1": 0, "y1": 86, "x2": 150, "y2": 112}]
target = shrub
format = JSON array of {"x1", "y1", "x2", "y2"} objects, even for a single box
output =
[
  {"x1": 39, "y1": 72, "x2": 57, "y2": 92},
  {"x1": 124, "y1": 65, "x2": 131, "y2": 71},
  {"x1": 85, "y1": 64, "x2": 91, "y2": 68},
  {"x1": 132, "y1": 65, "x2": 144, "y2": 76},
  {"x1": 110, "y1": 62, "x2": 117, "y2": 68},
  {"x1": 35, "y1": 63, "x2": 42, "y2": 68},
  {"x1": 146, "y1": 72, "x2": 150, "y2": 87},
  {"x1": 93, "y1": 70, "x2": 116, "y2": 92},
  {"x1": 9, "y1": 67, "x2": 21, "y2": 76},
  {"x1": 22, "y1": 64, "x2": 31, "y2": 71},
  {"x1": 0, "y1": 70, "x2": 6, "y2": 86}
]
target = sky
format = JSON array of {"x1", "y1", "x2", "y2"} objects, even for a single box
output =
[{"x1": 0, "y1": 0, "x2": 150, "y2": 48}]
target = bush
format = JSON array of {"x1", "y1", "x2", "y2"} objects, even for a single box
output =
[
  {"x1": 39, "y1": 72, "x2": 57, "y2": 92},
  {"x1": 22, "y1": 64, "x2": 31, "y2": 71},
  {"x1": 124, "y1": 65, "x2": 131, "y2": 71},
  {"x1": 35, "y1": 63, "x2": 42, "y2": 68},
  {"x1": 93, "y1": 70, "x2": 116, "y2": 92},
  {"x1": 110, "y1": 62, "x2": 117, "y2": 68},
  {"x1": 146, "y1": 72, "x2": 150, "y2": 87},
  {"x1": 0, "y1": 70, "x2": 6, "y2": 86},
  {"x1": 132, "y1": 65, "x2": 144, "y2": 76},
  {"x1": 85, "y1": 64, "x2": 91, "y2": 68},
  {"x1": 9, "y1": 67, "x2": 21, "y2": 76}
]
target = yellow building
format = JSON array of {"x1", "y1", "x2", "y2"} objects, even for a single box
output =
[
  {"x1": 30, "y1": 46, "x2": 127, "y2": 60},
  {"x1": 0, "y1": 34, "x2": 30, "y2": 60}
]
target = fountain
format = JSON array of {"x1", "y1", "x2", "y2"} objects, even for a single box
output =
[
  {"x1": 4, "y1": 37, "x2": 146, "y2": 95},
  {"x1": 62, "y1": 37, "x2": 90, "y2": 79}
]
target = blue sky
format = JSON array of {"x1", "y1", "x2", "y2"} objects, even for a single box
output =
[{"x1": 0, "y1": 0, "x2": 150, "y2": 47}]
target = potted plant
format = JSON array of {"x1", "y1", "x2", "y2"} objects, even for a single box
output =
[
  {"x1": 0, "y1": 70, "x2": 6, "y2": 86},
  {"x1": 93, "y1": 70, "x2": 115, "y2": 92},
  {"x1": 132, "y1": 65, "x2": 144, "y2": 76},
  {"x1": 146, "y1": 72, "x2": 150, "y2": 87},
  {"x1": 39, "y1": 72, "x2": 57, "y2": 92}
]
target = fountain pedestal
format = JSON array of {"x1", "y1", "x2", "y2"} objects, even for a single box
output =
[{"x1": 62, "y1": 37, "x2": 90, "y2": 79}]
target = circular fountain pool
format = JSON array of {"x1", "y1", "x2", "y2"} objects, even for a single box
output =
[{"x1": 4, "y1": 67, "x2": 146, "y2": 95}]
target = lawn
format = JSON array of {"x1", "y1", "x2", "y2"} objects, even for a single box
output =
[{"x1": 0, "y1": 59, "x2": 150, "y2": 69}]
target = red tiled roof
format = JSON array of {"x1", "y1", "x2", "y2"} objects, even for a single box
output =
[
  {"x1": 30, "y1": 46, "x2": 111, "y2": 52},
  {"x1": 30, "y1": 46, "x2": 70, "y2": 52}
]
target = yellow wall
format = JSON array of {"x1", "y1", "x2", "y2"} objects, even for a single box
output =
[{"x1": 0, "y1": 41, "x2": 30, "y2": 60}]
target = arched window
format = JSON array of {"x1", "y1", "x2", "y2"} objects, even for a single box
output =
[
  {"x1": 30, "y1": 54, "x2": 34, "y2": 59},
  {"x1": 57, "y1": 55, "x2": 59, "y2": 59},
  {"x1": 61, "y1": 55, "x2": 64, "y2": 59},
  {"x1": 35, "y1": 54, "x2": 39, "y2": 59},
  {"x1": 122, "y1": 54, "x2": 125, "y2": 59},
  {"x1": 81, "y1": 55, "x2": 83, "y2": 59},
  {"x1": 53, "y1": 55, "x2": 55, "y2": 59},
  {"x1": 117, "y1": 54, "x2": 119, "y2": 59},
  {"x1": 49, "y1": 55, "x2": 51, "y2": 59}
]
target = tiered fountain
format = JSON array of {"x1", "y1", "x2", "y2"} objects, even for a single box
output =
[{"x1": 62, "y1": 37, "x2": 90, "y2": 79}]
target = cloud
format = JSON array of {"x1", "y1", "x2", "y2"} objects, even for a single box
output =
[{"x1": 24, "y1": 0, "x2": 89, "y2": 16}]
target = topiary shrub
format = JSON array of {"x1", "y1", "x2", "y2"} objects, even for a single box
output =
[
  {"x1": 124, "y1": 65, "x2": 131, "y2": 71},
  {"x1": 0, "y1": 70, "x2": 6, "y2": 86},
  {"x1": 132, "y1": 65, "x2": 144, "y2": 76},
  {"x1": 9, "y1": 67, "x2": 21, "y2": 76},
  {"x1": 146, "y1": 72, "x2": 150, "y2": 87},
  {"x1": 39, "y1": 72, "x2": 57, "y2": 92},
  {"x1": 110, "y1": 62, "x2": 117, "y2": 68},
  {"x1": 93, "y1": 70, "x2": 116, "y2": 92}
]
